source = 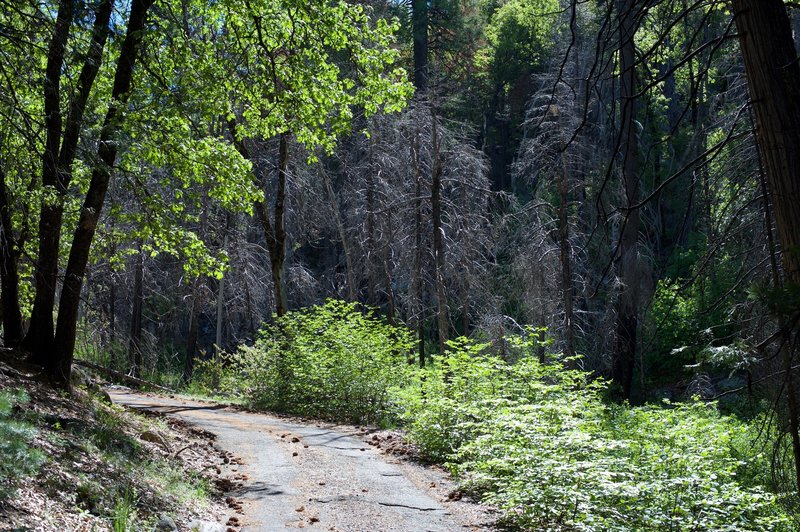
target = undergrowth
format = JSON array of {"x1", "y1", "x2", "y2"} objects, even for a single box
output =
[
  {"x1": 193, "y1": 299, "x2": 414, "y2": 424},
  {"x1": 0, "y1": 389, "x2": 44, "y2": 499},
  {"x1": 0, "y1": 371, "x2": 216, "y2": 530},
  {"x1": 398, "y1": 338, "x2": 792, "y2": 531},
  {"x1": 190, "y1": 300, "x2": 794, "y2": 530}
]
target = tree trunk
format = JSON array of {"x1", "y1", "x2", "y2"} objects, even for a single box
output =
[
  {"x1": 733, "y1": 0, "x2": 800, "y2": 281},
  {"x1": 365, "y1": 142, "x2": 377, "y2": 305},
  {"x1": 26, "y1": 0, "x2": 114, "y2": 357},
  {"x1": 109, "y1": 277, "x2": 116, "y2": 345},
  {"x1": 462, "y1": 279, "x2": 470, "y2": 337},
  {"x1": 537, "y1": 264, "x2": 546, "y2": 364},
  {"x1": 24, "y1": 0, "x2": 75, "y2": 357},
  {"x1": 732, "y1": 0, "x2": 800, "y2": 496},
  {"x1": 612, "y1": 0, "x2": 641, "y2": 401},
  {"x1": 410, "y1": 129, "x2": 426, "y2": 367},
  {"x1": 183, "y1": 277, "x2": 203, "y2": 382},
  {"x1": 227, "y1": 123, "x2": 290, "y2": 318},
  {"x1": 215, "y1": 234, "x2": 228, "y2": 355},
  {"x1": 431, "y1": 112, "x2": 448, "y2": 355},
  {"x1": 382, "y1": 250, "x2": 396, "y2": 325},
  {"x1": 556, "y1": 117, "x2": 575, "y2": 360},
  {"x1": 228, "y1": 124, "x2": 289, "y2": 317},
  {"x1": 324, "y1": 172, "x2": 355, "y2": 301},
  {"x1": 411, "y1": 0, "x2": 428, "y2": 95},
  {"x1": 49, "y1": 0, "x2": 155, "y2": 385},
  {"x1": 559, "y1": 151, "x2": 575, "y2": 360},
  {"x1": 0, "y1": 168, "x2": 22, "y2": 347},
  {"x1": 128, "y1": 246, "x2": 144, "y2": 378},
  {"x1": 269, "y1": 134, "x2": 289, "y2": 316}
]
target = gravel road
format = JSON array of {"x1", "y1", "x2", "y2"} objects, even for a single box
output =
[{"x1": 108, "y1": 391, "x2": 492, "y2": 532}]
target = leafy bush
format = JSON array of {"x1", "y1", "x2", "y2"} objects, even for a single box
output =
[
  {"x1": 396, "y1": 336, "x2": 791, "y2": 531},
  {"x1": 395, "y1": 334, "x2": 591, "y2": 461},
  {"x1": 203, "y1": 300, "x2": 414, "y2": 424},
  {"x1": 0, "y1": 389, "x2": 45, "y2": 499}
]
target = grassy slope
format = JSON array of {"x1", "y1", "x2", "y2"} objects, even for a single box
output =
[{"x1": 0, "y1": 357, "x2": 233, "y2": 531}]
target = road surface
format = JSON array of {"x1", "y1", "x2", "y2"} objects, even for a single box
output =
[{"x1": 108, "y1": 390, "x2": 490, "y2": 532}]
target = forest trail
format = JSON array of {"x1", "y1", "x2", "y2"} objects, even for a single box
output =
[{"x1": 108, "y1": 390, "x2": 489, "y2": 532}]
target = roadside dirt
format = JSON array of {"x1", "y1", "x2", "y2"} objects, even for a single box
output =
[
  {"x1": 0, "y1": 360, "x2": 229, "y2": 531},
  {"x1": 109, "y1": 390, "x2": 496, "y2": 532}
]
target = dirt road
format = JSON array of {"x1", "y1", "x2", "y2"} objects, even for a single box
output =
[{"x1": 108, "y1": 391, "x2": 491, "y2": 532}]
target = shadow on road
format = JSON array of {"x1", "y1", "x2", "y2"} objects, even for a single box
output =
[{"x1": 236, "y1": 481, "x2": 286, "y2": 498}]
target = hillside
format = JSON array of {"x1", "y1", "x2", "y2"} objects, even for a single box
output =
[{"x1": 0, "y1": 355, "x2": 232, "y2": 531}]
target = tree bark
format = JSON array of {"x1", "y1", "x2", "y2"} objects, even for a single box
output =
[
  {"x1": 24, "y1": 0, "x2": 75, "y2": 357},
  {"x1": 365, "y1": 142, "x2": 377, "y2": 305},
  {"x1": 733, "y1": 0, "x2": 800, "y2": 281},
  {"x1": 431, "y1": 112, "x2": 448, "y2": 355},
  {"x1": 382, "y1": 250, "x2": 396, "y2": 325},
  {"x1": 411, "y1": 0, "x2": 428, "y2": 95},
  {"x1": 227, "y1": 123, "x2": 289, "y2": 318},
  {"x1": 265, "y1": 134, "x2": 289, "y2": 317},
  {"x1": 732, "y1": 0, "x2": 800, "y2": 496},
  {"x1": 49, "y1": 0, "x2": 155, "y2": 385},
  {"x1": 555, "y1": 113, "x2": 576, "y2": 360},
  {"x1": 215, "y1": 233, "x2": 228, "y2": 355},
  {"x1": 612, "y1": 0, "x2": 641, "y2": 401},
  {"x1": 324, "y1": 172, "x2": 355, "y2": 301},
  {"x1": 410, "y1": 128, "x2": 426, "y2": 367},
  {"x1": 0, "y1": 168, "x2": 22, "y2": 346},
  {"x1": 183, "y1": 276, "x2": 203, "y2": 383},
  {"x1": 127, "y1": 245, "x2": 144, "y2": 378},
  {"x1": 26, "y1": 0, "x2": 114, "y2": 357},
  {"x1": 559, "y1": 149, "x2": 575, "y2": 360}
]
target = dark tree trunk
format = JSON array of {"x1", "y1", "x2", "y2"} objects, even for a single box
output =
[
  {"x1": 733, "y1": 0, "x2": 800, "y2": 281},
  {"x1": 558, "y1": 152, "x2": 575, "y2": 360},
  {"x1": 411, "y1": 129, "x2": 426, "y2": 367},
  {"x1": 0, "y1": 169, "x2": 22, "y2": 346},
  {"x1": 612, "y1": 0, "x2": 641, "y2": 401},
  {"x1": 127, "y1": 246, "x2": 144, "y2": 378},
  {"x1": 24, "y1": 0, "x2": 75, "y2": 357},
  {"x1": 49, "y1": 0, "x2": 155, "y2": 385},
  {"x1": 732, "y1": 0, "x2": 800, "y2": 496},
  {"x1": 267, "y1": 134, "x2": 289, "y2": 317},
  {"x1": 431, "y1": 112, "x2": 448, "y2": 355},
  {"x1": 26, "y1": 0, "x2": 114, "y2": 358},
  {"x1": 461, "y1": 279, "x2": 470, "y2": 337},
  {"x1": 411, "y1": 0, "x2": 428, "y2": 94},
  {"x1": 109, "y1": 279, "x2": 116, "y2": 344},
  {"x1": 215, "y1": 228, "x2": 228, "y2": 354},
  {"x1": 556, "y1": 114, "x2": 575, "y2": 361},
  {"x1": 365, "y1": 143, "x2": 377, "y2": 305},
  {"x1": 215, "y1": 272, "x2": 225, "y2": 355},
  {"x1": 227, "y1": 122, "x2": 290, "y2": 318},
  {"x1": 537, "y1": 265, "x2": 546, "y2": 364},
  {"x1": 382, "y1": 250, "x2": 396, "y2": 325},
  {"x1": 325, "y1": 173, "x2": 355, "y2": 301},
  {"x1": 183, "y1": 277, "x2": 203, "y2": 383}
]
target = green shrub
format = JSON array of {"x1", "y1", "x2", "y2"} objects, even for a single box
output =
[
  {"x1": 394, "y1": 335, "x2": 592, "y2": 461},
  {"x1": 395, "y1": 336, "x2": 791, "y2": 531},
  {"x1": 207, "y1": 300, "x2": 414, "y2": 423},
  {"x1": 0, "y1": 389, "x2": 45, "y2": 499}
]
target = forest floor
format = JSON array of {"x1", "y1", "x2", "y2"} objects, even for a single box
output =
[
  {"x1": 109, "y1": 390, "x2": 497, "y2": 532},
  {"x1": 0, "y1": 357, "x2": 232, "y2": 531}
]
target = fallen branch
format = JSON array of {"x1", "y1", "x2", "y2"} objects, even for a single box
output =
[
  {"x1": 174, "y1": 443, "x2": 194, "y2": 458},
  {"x1": 74, "y1": 359, "x2": 175, "y2": 393}
]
